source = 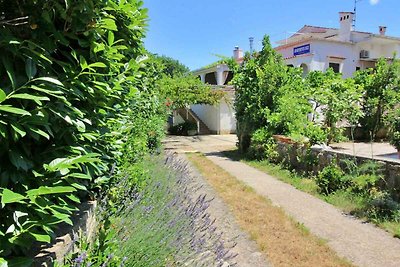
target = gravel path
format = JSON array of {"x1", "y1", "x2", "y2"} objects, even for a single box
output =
[
  {"x1": 165, "y1": 135, "x2": 400, "y2": 267},
  {"x1": 174, "y1": 152, "x2": 270, "y2": 267}
]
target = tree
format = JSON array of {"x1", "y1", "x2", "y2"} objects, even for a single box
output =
[
  {"x1": 306, "y1": 70, "x2": 363, "y2": 143},
  {"x1": 152, "y1": 54, "x2": 189, "y2": 77},
  {"x1": 230, "y1": 36, "x2": 288, "y2": 152},
  {"x1": 354, "y1": 58, "x2": 400, "y2": 140},
  {"x1": 156, "y1": 75, "x2": 224, "y2": 110}
]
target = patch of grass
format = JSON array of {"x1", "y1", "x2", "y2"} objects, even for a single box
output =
[
  {"x1": 248, "y1": 160, "x2": 319, "y2": 195},
  {"x1": 188, "y1": 152, "x2": 353, "y2": 267},
  {"x1": 223, "y1": 150, "x2": 400, "y2": 238},
  {"x1": 323, "y1": 190, "x2": 367, "y2": 214},
  {"x1": 381, "y1": 221, "x2": 400, "y2": 238}
]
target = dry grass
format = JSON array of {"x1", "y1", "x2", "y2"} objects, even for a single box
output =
[{"x1": 187, "y1": 153, "x2": 353, "y2": 267}]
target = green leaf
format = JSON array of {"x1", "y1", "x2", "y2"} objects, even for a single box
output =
[
  {"x1": 68, "y1": 173, "x2": 91, "y2": 180},
  {"x1": 88, "y1": 62, "x2": 107, "y2": 69},
  {"x1": 100, "y1": 18, "x2": 117, "y2": 31},
  {"x1": 11, "y1": 123, "x2": 26, "y2": 138},
  {"x1": 108, "y1": 31, "x2": 114, "y2": 46},
  {"x1": 0, "y1": 258, "x2": 7, "y2": 267},
  {"x1": 26, "y1": 186, "x2": 76, "y2": 197},
  {"x1": 0, "y1": 89, "x2": 6, "y2": 103},
  {"x1": 25, "y1": 58, "x2": 37, "y2": 79},
  {"x1": 30, "y1": 85, "x2": 65, "y2": 99},
  {"x1": 0, "y1": 105, "x2": 31, "y2": 116},
  {"x1": 52, "y1": 212, "x2": 73, "y2": 226},
  {"x1": 29, "y1": 128, "x2": 50, "y2": 140},
  {"x1": 79, "y1": 55, "x2": 88, "y2": 70},
  {"x1": 9, "y1": 94, "x2": 50, "y2": 105},
  {"x1": 8, "y1": 257, "x2": 32, "y2": 267},
  {"x1": 66, "y1": 194, "x2": 80, "y2": 203},
  {"x1": 70, "y1": 183, "x2": 87, "y2": 190},
  {"x1": 1, "y1": 189, "x2": 25, "y2": 206},
  {"x1": 34, "y1": 77, "x2": 64, "y2": 87},
  {"x1": 30, "y1": 232, "x2": 51, "y2": 243},
  {"x1": 2, "y1": 57, "x2": 16, "y2": 89},
  {"x1": 9, "y1": 149, "x2": 33, "y2": 171}
]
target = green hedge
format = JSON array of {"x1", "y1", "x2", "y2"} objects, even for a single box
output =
[{"x1": 0, "y1": 0, "x2": 167, "y2": 264}]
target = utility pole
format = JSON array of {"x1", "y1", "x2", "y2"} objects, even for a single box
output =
[{"x1": 249, "y1": 37, "x2": 254, "y2": 54}]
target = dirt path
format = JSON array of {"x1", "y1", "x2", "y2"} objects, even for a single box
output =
[
  {"x1": 172, "y1": 154, "x2": 270, "y2": 267},
  {"x1": 165, "y1": 135, "x2": 400, "y2": 267}
]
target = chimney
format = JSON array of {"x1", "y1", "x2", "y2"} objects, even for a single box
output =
[
  {"x1": 233, "y1": 46, "x2": 243, "y2": 61},
  {"x1": 379, "y1": 26, "x2": 387, "y2": 36},
  {"x1": 338, "y1": 12, "x2": 354, "y2": 42}
]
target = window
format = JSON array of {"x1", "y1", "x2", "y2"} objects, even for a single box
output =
[
  {"x1": 356, "y1": 67, "x2": 361, "y2": 71},
  {"x1": 329, "y1": 62, "x2": 340, "y2": 73},
  {"x1": 300, "y1": 63, "x2": 309, "y2": 77}
]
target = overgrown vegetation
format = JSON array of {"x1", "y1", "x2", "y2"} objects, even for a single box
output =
[
  {"x1": 60, "y1": 155, "x2": 237, "y2": 267},
  {"x1": 230, "y1": 35, "x2": 400, "y2": 155},
  {"x1": 0, "y1": 0, "x2": 223, "y2": 265},
  {"x1": 228, "y1": 150, "x2": 400, "y2": 238},
  {"x1": 229, "y1": 35, "x2": 400, "y2": 236}
]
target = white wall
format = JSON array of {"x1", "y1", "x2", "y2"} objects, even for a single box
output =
[
  {"x1": 219, "y1": 99, "x2": 236, "y2": 134},
  {"x1": 280, "y1": 40, "x2": 357, "y2": 78},
  {"x1": 191, "y1": 98, "x2": 236, "y2": 134},
  {"x1": 191, "y1": 104, "x2": 219, "y2": 132},
  {"x1": 312, "y1": 41, "x2": 356, "y2": 78}
]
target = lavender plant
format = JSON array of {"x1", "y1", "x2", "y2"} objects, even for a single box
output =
[{"x1": 61, "y1": 154, "x2": 237, "y2": 267}]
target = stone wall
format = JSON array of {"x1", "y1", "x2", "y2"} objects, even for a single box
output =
[
  {"x1": 31, "y1": 201, "x2": 97, "y2": 266},
  {"x1": 275, "y1": 142, "x2": 400, "y2": 200}
]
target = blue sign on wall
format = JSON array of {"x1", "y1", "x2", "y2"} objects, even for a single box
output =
[{"x1": 293, "y1": 44, "x2": 310, "y2": 56}]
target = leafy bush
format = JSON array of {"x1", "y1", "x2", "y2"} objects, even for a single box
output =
[
  {"x1": 247, "y1": 128, "x2": 279, "y2": 161},
  {"x1": 169, "y1": 121, "x2": 197, "y2": 135},
  {"x1": 389, "y1": 109, "x2": 400, "y2": 150},
  {"x1": 0, "y1": 0, "x2": 168, "y2": 263},
  {"x1": 354, "y1": 58, "x2": 400, "y2": 140},
  {"x1": 316, "y1": 164, "x2": 349, "y2": 195},
  {"x1": 303, "y1": 124, "x2": 327, "y2": 145}
]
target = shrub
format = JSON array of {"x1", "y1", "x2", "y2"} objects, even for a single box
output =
[
  {"x1": 389, "y1": 109, "x2": 400, "y2": 150},
  {"x1": 169, "y1": 121, "x2": 197, "y2": 135},
  {"x1": 316, "y1": 164, "x2": 349, "y2": 195},
  {"x1": 0, "y1": 0, "x2": 167, "y2": 263},
  {"x1": 247, "y1": 128, "x2": 279, "y2": 161},
  {"x1": 304, "y1": 124, "x2": 327, "y2": 145}
]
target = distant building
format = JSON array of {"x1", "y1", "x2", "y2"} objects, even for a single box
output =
[
  {"x1": 276, "y1": 12, "x2": 400, "y2": 78},
  {"x1": 185, "y1": 11, "x2": 400, "y2": 134},
  {"x1": 187, "y1": 47, "x2": 243, "y2": 134}
]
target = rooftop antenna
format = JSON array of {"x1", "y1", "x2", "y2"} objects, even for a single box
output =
[
  {"x1": 249, "y1": 37, "x2": 254, "y2": 53},
  {"x1": 353, "y1": 0, "x2": 363, "y2": 30}
]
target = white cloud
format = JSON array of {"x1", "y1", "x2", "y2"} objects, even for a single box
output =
[{"x1": 370, "y1": 0, "x2": 380, "y2": 5}]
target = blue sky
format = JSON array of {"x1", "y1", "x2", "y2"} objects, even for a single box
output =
[{"x1": 144, "y1": 0, "x2": 400, "y2": 70}]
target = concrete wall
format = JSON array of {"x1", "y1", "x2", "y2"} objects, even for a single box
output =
[
  {"x1": 219, "y1": 100, "x2": 236, "y2": 134},
  {"x1": 191, "y1": 104, "x2": 219, "y2": 132},
  {"x1": 191, "y1": 98, "x2": 236, "y2": 134}
]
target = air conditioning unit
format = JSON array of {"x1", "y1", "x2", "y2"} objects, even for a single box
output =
[{"x1": 360, "y1": 50, "x2": 370, "y2": 59}]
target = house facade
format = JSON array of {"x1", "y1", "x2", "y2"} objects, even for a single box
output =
[
  {"x1": 186, "y1": 11, "x2": 400, "y2": 135},
  {"x1": 277, "y1": 12, "x2": 400, "y2": 78}
]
